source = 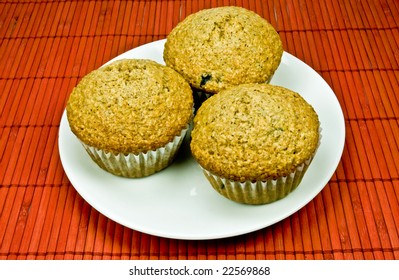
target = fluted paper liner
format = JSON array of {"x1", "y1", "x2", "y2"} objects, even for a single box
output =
[
  {"x1": 80, "y1": 125, "x2": 189, "y2": 178},
  {"x1": 201, "y1": 157, "x2": 312, "y2": 205}
]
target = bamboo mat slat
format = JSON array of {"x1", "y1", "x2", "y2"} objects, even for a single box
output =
[{"x1": 1, "y1": 0, "x2": 399, "y2": 260}]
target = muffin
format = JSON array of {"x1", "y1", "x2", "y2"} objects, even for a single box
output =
[
  {"x1": 190, "y1": 84, "x2": 320, "y2": 204},
  {"x1": 66, "y1": 59, "x2": 193, "y2": 178},
  {"x1": 163, "y1": 6, "x2": 283, "y2": 97}
]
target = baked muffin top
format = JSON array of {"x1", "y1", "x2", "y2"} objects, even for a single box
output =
[
  {"x1": 163, "y1": 6, "x2": 283, "y2": 94},
  {"x1": 190, "y1": 84, "x2": 320, "y2": 182},
  {"x1": 66, "y1": 59, "x2": 193, "y2": 154}
]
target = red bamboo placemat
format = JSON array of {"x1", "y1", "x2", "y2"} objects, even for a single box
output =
[{"x1": 0, "y1": 0, "x2": 398, "y2": 260}]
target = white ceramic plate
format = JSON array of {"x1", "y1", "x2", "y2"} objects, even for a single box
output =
[{"x1": 58, "y1": 39, "x2": 345, "y2": 240}]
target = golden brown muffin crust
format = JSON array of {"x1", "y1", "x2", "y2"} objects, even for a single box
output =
[
  {"x1": 190, "y1": 84, "x2": 320, "y2": 182},
  {"x1": 66, "y1": 59, "x2": 193, "y2": 154},
  {"x1": 163, "y1": 6, "x2": 283, "y2": 94}
]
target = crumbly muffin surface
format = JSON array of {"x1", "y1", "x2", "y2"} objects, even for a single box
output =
[
  {"x1": 163, "y1": 6, "x2": 283, "y2": 94},
  {"x1": 66, "y1": 59, "x2": 193, "y2": 154},
  {"x1": 190, "y1": 84, "x2": 320, "y2": 182}
]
